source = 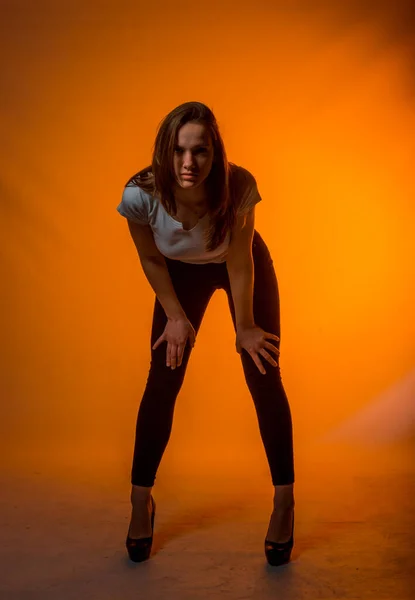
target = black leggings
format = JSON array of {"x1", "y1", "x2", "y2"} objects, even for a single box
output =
[{"x1": 131, "y1": 230, "x2": 294, "y2": 487}]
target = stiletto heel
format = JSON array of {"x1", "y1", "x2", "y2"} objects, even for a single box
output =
[
  {"x1": 264, "y1": 510, "x2": 294, "y2": 566},
  {"x1": 126, "y1": 495, "x2": 156, "y2": 563}
]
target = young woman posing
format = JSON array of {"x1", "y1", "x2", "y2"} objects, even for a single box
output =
[{"x1": 117, "y1": 101, "x2": 295, "y2": 566}]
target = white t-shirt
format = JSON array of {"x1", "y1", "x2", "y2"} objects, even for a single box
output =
[{"x1": 116, "y1": 163, "x2": 262, "y2": 264}]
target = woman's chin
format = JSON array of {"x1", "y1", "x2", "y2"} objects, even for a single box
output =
[{"x1": 180, "y1": 179, "x2": 199, "y2": 188}]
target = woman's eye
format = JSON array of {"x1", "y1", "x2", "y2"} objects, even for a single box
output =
[{"x1": 174, "y1": 147, "x2": 207, "y2": 154}]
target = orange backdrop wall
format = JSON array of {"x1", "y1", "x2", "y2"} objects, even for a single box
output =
[{"x1": 2, "y1": 1, "x2": 414, "y2": 481}]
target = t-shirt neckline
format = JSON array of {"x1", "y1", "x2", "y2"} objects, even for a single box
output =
[{"x1": 164, "y1": 208, "x2": 209, "y2": 233}]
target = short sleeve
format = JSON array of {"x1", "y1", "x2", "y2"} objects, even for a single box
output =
[
  {"x1": 235, "y1": 168, "x2": 262, "y2": 215},
  {"x1": 116, "y1": 184, "x2": 151, "y2": 225}
]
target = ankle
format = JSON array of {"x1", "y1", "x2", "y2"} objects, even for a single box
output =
[
  {"x1": 273, "y1": 495, "x2": 294, "y2": 508},
  {"x1": 272, "y1": 502, "x2": 295, "y2": 514},
  {"x1": 130, "y1": 485, "x2": 153, "y2": 505},
  {"x1": 273, "y1": 486, "x2": 295, "y2": 511}
]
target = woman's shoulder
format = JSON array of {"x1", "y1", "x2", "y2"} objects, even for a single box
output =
[
  {"x1": 124, "y1": 167, "x2": 159, "y2": 204},
  {"x1": 229, "y1": 162, "x2": 257, "y2": 189},
  {"x1": 229, "y1": 163, "x2": 256, "y2": 193},
  {"x1": 125, "y1": 167, "x2": 155, "y2": 192},
  {"x1": 122, "y1": 181, "x2": 155, "y2": 205},
  {"x1": 228, "y1": 163, "x2": 261, "y2": 214},
  {"x1": 229, "y1": 162, "x2": 254, "y2": 177},
  {"x1": 118, "y1": 170, "x2": 158, "y2": 225}
]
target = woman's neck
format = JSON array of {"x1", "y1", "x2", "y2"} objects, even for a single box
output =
[{"x1": 174, "y1": 184, "x2": 209, "y2": 209}]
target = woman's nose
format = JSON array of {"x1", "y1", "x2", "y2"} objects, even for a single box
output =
[{"x1": 183, "y1": 152, "x2": 194, "y2": 169}]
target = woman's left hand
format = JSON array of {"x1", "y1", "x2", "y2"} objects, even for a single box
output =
[{"x1": 236, "y1": 326, "x2": 280, "y2": 374}]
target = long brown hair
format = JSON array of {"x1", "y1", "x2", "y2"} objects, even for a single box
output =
[{"x1": 126, "y1": 101, "x2": 237, "y2": 252}]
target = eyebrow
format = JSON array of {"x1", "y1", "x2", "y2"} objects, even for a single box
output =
[{"x1": 175, "y1": 143, "x2": 210, "y2": 149}]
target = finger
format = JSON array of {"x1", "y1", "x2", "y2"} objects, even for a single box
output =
[
  {"x1": 174, "y1": 343, "x2": 182, "y2": 368},
  {"x1": 264, "y1": 332, "x2": 280, "y2": 342},
  {"x1": 177, "y1": 343, "x2": 185, "y2": 367},
  {"x1": 170, "y1": 344, "x2": 178, "y2": 370},
  {"x1": 166, "y1": 344, "x2": 171, "y2": 368},
  {"x1": 152, "y1": 334, "x2": 165, "y2": 351},
  {"x1": 250, "y1": 351, "x2": 266, "y2": 375},
  {"x1": 259, "y1": 348, "x2": 278, "y2": 367},
  {"x1": 263, "y1": 341, "x2": 280, "y2": 356},
  {"x1": 189, "y1": 331, "x2": 196, "y2": 348}
]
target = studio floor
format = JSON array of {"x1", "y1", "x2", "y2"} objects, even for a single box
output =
[{"x1": 1, "y1": 440, "x2": 414, "y2": 600}]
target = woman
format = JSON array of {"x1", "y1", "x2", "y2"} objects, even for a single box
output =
[{"x1": 116, "y1": 101, "x2": 295, "y2": 566}]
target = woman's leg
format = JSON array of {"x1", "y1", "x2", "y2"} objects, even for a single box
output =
[
  {"x1": 223, "y1": 231, "x2": 295, "y2": 542},
  {"x1": 131, "y1": 261, "x2": 217, "y2": 488},
  {"x1": 129, "y1": 261, "x2": 217, "y2": 538}
]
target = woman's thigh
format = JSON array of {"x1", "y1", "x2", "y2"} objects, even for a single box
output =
[
  {"x1": 223, "y1": 230, "x2": 281, "y2": 339},
  {"x1": 149, "y1": 260, "x2": 219, "y2": 369}
]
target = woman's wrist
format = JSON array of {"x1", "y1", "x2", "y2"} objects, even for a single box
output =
[
  {"x1": 236, "y1": 319, "x2": 256, "y2": 331},
  {"x1": 166, "y1": 308, "x2": 187, "y2": 321}
]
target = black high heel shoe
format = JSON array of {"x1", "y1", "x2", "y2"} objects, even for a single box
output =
[
  {"x1": 126, "y1": 495, "x2": 156, "y2": 563},
  {"x1": 264, "y1": 510, "x2": 294, "y2": 566}
]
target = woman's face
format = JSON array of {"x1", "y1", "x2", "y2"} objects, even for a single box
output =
[{"x1": 173, "y1": 122, "x2": 215, "y2": 192}]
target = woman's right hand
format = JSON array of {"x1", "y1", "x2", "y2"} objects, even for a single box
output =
[{"x1": 152, "y1": 317, "x2": 196, "y2": 369}]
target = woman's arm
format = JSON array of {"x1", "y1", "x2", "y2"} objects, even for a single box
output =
[
  {"x1": 226, "y1": 209, "x2": 279, "y2": 374},
  {"x1": 126, "y1": 220, "x2": 196, "y2": 368},
  {"x1": 226, "y1": 209, "x2": 256, "y2": 329},
  {"x1": 127, "y1": 219, "x2": 186, "y2": 320}
]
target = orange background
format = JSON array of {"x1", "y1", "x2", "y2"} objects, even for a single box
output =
[{"x1": 2, "y1": 1, "x2": 414, "y2": 483}]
